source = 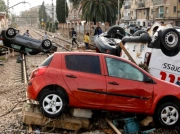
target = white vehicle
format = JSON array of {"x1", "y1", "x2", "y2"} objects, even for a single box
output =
[{"x1": 121, "y1": 22, "x2": 180, "y2": 84}]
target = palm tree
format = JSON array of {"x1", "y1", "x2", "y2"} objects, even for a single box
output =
[{"x1": 69, "y1": 0, "x2": 124, "y2": 25}]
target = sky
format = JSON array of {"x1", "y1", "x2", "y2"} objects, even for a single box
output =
[{"x1": 4, "y1": 0, "x2": 57, "y2": 15}]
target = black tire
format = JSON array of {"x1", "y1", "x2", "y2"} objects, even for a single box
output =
[
  {"x1": 161, "y1": 28, "x2": 180, "y2": 51},
  {"x1": 42, "y1": 39, "x2": 52, "y2": 50},
  {"x1": 133, "y1": 30, "x2": 148, "y2": 36},
  {"x1": 39, "y1": 89, "x2": 67, "y2": 118},
  {"x1": 154, "y1": 102, "x2": 180, "y2": 127},
  {"x1": 107, "y1": 26, "x2": 125, "y2": 39},
  {"x1": 6, "y1": 28, "x2": 16, "y2": 38}
]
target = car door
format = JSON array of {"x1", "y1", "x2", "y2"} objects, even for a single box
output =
[
  {"x1": 62, "y1": 54, "x2": 106, "y2": 106},
  {"x1": 104, "y1": 56, "x2": 154, "y2": 111}
]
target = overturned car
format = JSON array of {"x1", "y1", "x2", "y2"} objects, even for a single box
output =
[
  {"x1": 95, "y1": 25, "x2": 131, "y2": 56},
  {"x1": 0, "y1": 28, "x2": 57, "y2": 55}
]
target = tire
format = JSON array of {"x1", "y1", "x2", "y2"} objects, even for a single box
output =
[
  {"x1": 42, "y1": 39, "x2": 52, "y2": 50},
  {"x1": 154, "y1": 102, "x2": 180, "y2": 127},
  {"x1": 133, "y1": 30, "x2": 148, "y2": 36},
  {"x1": 6, "y1": 28, "x2": 16, "y2": 38},
  {"x1": 39, "y1": 90, "x2": 67, "y2": 118},
  {"x1": 107, "y1": 26, "x2": 125, "y2": 39},
  {"x1": 161, "y1": 28, "x2": 180, "y2": 51}
]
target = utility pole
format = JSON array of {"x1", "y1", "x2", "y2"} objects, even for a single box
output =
[
  {"x1": 52, "y1": 0, "x2": 54, "y2": 22},
  {"x1": 7, "y1": 0, "x2": 9, "y2": 16},
  {"x1": 52, "y1": 0, "x2": 55, "y2": 32},
  {"x1": 118, "y1": 0, "x2": 120, "y2": 25}
]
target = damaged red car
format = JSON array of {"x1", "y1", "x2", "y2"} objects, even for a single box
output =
[{"x1": 27, "y1": 52, "x2": 180, "y2": 127}]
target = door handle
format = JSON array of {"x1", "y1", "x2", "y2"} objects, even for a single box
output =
[
  {"x1": 66, "y1": 74, "x2": 77, "y2": 78},
  {"x1": 108, "y1": 81, "x2": 119, "y2": 85}
]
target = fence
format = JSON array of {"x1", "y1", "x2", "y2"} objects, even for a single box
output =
[{"x1": 58, "y1": 22, "x2": 110, "y2": 43}]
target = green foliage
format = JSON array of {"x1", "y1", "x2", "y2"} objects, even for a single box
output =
[
  {"x1": 80, "y1": 0, "x2": 117, "y2": 25},
  {"x1": 38, "y1": 1, "x2": 47, "y2": 23},
  {"x1": 46, "y1": 21, "x2": 50, "y2": 31},
  {"x1": 0, "y1": 0, "x2": 6, "y2": 12},
  {"x1": 56, "y1": 0, "x2": 69, "y2": 23},
  {"x1": 69, "y1": 0, "x2": 124, "y2": 26},
  {"x1": 55, "y1": 21, "x2": 59, "y2": 30}
]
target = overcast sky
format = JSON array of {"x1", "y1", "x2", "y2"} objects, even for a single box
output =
[{"x1": 5, "y1": 0, "x2": 57, "y2": 15}]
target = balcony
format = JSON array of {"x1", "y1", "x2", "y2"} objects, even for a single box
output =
[
  {"x1": 138, "y1": 2, "x2": 145, "y2": 8},
  {"x1": 155, "y1": 13, "x2": 164, "y2": 18},
  {"x1": 153, "y1": 0, "x2": 165, "y2": 5}
]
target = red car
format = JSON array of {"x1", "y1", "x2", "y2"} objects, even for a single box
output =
[{"x1": 27, "y1": 52, "x2": 180, "y2": 127}]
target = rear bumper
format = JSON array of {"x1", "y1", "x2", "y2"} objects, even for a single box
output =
[{"x1": 27, "y1": 76, "x2": 46, "y2": 100}]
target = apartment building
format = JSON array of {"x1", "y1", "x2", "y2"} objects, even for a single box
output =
[{"x1": 121, "y1": 0, "x2": 180, "y2": 26}]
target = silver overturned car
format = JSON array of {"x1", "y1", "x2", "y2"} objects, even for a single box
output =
[
  {"x1": 0, "y1": 28, "x2": 57, "y2": 55},
  {"x1": 94, "y1": 25, "x2": 131, "y2": 56}
]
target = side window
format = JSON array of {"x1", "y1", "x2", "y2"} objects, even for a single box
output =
[
  {"x1": 65, "y1": 55, "x2": 101, "y2": 75},
  {"x1": 106, "y1": 57, "x2": 144, "y2": 81}
]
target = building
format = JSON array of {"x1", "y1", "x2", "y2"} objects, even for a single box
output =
[
  {"x1": 67, "y1": 3, "x2": 82, "y2": 23},
  {"x1": 44, "y1": 4, "x2": 57, "y2": 22},
  {"x1": 121, "y1": 0, "x2": 180, "y2": 26}
]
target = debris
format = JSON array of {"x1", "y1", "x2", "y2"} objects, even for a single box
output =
[
  {"x1": 123, "y1": 117, "x2": 141, "y2": 134},
  {"x1": 22, "y1": 103, "x2": 90, "y2": 131},
  {"x1": 13, "y1": 107, "x2": 22, "y2": 114},
  {"x1": 105, "y1": 118, "x2": 122, "y2": 134},
  {"x1": 140, "y1": 116, "x2": 153, "y2": 127},
  {"x1": 70, "y1": 108, "x2": 92, "y2": 118}
]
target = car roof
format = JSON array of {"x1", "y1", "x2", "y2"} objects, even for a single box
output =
[
  {"x1": 54, "y1": 51, "x2": 151, "y2": 76},
  {"x1": 54, "y1": 51, "x2": 137, "y2": 65}
]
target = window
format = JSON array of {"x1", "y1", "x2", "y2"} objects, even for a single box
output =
[
  {"x1": 106, "y1": 57, "x2": 144, "y2": 81},
  {"x1": 151, "y1": 9, "x2": 153, "y2": 14},
  {"x1": 65, "y1": 55, "x2": 101, "y2": 75},
  {"x1": 39, "y1": 54, "x2": 53, "y2": 67},
  {"x1": 11, "y1": 44, "x2": 34, "y2": 53},
  {"x1": 174, "y1": 6, "x2": 177, "y2": 12}
]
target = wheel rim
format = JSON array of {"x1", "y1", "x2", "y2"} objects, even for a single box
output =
[
  {"x1": 44, "y1": 40, "x2": 51, "y2": 47},
  {"x1": 42, "y1": 94, "x2": 63, "y2": 115},
  {"x1": 8, "y1": 29, "x2": 14, "y2": 36},
  {"x1": 165, "y1": 32, "x2": 178, "y2": 48},
  {"x1": 161, "y1": 106, "x2": 179, "y2": 125}
]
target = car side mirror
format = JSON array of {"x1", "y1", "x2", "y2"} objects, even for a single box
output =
[{"x1": 144, "y1": 76, "x2": 152, "y2": 83}]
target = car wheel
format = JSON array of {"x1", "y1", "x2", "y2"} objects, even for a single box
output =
[
  {"x1": 107, "y1": 26, "x2": 125, "y2": 39},
  {"x1": 161, "y1": 28, "x2": 180, "y2": 51},
  {"x1": 133, "y1": 30, "x2": 148, "y2": 36},
  {"x1": 42, "y1": 39, "x2": 52, "y2": 50},
  {"x1": 39, "y1": 90, "x2": 67, "y2": 118},
  {"x1": 6, "y1": 28, "x2": 16, "y2": 38},
  {"x1": 155, "y1": 102, "x2": 180, "y2": 127}
]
